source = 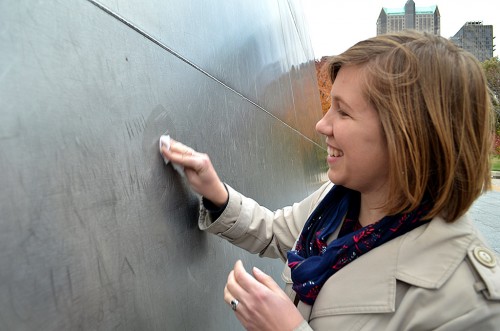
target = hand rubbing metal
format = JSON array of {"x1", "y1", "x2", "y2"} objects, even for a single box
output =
[{"x1": 159, "y1": 134, "x2": 184, "y2": 176}]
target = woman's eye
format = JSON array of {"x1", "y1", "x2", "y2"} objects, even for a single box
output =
[{"x1": 335, "y1": 108, "x2": 348, "y2": 117}]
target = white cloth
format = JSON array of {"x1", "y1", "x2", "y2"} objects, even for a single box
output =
[{"x1": 159, "y1": 134, "x2": 184, "y2": 175}]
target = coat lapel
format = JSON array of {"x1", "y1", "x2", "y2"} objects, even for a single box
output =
[
  {"x1": 396, "y1": 215, "x2": 474, "y2": 288},
  {"x1": 310, "y1": 235, "x2": 401, "y2": 318},
  {"x1": 308, "y1": 214, "x2": 474, "y2": 319}
]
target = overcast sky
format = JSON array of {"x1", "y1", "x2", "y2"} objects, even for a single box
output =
[{"x1": 301, "y1": 0, "x2": 499, "y2": 58}]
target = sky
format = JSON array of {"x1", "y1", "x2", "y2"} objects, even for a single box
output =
[{"x1": 301, "y1": 0, "x2": 499, "y2": 59}]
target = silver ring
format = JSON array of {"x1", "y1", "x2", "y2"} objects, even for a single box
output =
[{"x1": 230, "y1": 299, "x2": 239, "y2": 311}]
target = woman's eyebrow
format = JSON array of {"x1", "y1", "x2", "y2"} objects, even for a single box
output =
[
  {"x1": 331, "y1": 94, "x2": 352, "y2": 109},
  {"x1": 330, "y1": 93, "x2": 343, "y2": 102}
]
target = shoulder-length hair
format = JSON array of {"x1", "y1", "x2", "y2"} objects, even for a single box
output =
[{"x1": 328, "y1": 31, "x2": 494, "y2": 222}]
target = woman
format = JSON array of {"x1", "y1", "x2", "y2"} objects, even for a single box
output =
[{"x1": 160, "y1": 31, "x2": 500, "y2": 330}]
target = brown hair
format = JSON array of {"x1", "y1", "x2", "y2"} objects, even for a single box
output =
[{"x1": 328, "y1": 31, "x2": 494, "y2": 222}]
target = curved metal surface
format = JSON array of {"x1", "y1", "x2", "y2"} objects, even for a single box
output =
[{"x1": 0, "y1": 0, "x2": 324, "y2": 329}]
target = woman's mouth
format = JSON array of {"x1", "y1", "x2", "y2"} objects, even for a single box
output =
[{"x1": 327, "y1": 146, "x2": 344, "y2": 157}]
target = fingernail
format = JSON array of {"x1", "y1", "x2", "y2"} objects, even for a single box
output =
[
  {"x1": 253, "y1": 267, "x2": 264, "y2": 276},
  {"x1": 236, "y1": 260, "x2": 245, "y2": 270}
]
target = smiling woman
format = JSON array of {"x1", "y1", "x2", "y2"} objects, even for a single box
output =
[
  {"x1": 315, "y1": 65, "x2": 390, "y2": 225},
  {"x1": 161, "y1": 31, "x2": 500, "y2": 331}
]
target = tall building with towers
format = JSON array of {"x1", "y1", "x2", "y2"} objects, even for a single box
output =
[
  {"x1": 377, "y1": 0, "x2": 440, "y2": 36},
  {"x1": 450, "y1": 22, "x2": 494, "y2": 62}
]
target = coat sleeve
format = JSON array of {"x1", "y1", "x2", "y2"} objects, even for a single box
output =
[
  {"x1": 293, "y1": 320, "x2": 313, "y2": 331},
  {"x1": 198, "y1": 181, "x2": 333, "y2": 261}
]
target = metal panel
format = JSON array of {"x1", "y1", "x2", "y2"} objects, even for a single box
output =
[
  {"x1": 0, "y1": 0, "x2": 324, "y2": 329},
  {"x1": 89, "y1": 0, "x2": 322, "y2": 142}
]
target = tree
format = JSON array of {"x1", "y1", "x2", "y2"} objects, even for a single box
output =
[
  {"x1": 482, "y1": 57, "x2": 500, "y2": 155},
  {"x1": 483, "y1": 57, "x2": 500, "y2": 100},
  {"x1": 482, "y1": 57, "x2": 500, "y2": 125},
  {"x1": 315, "y1": 57, "x2": 332, "y2": 114}
]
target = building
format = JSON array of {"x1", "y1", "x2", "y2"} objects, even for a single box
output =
[
  {"x1": 377, "y1": 0, "x2": 440, "y2": 36},
  {"x1": 450, "y1": 22, "x2": 494, "y2": 62}
]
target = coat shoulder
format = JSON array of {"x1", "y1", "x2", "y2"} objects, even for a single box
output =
[{"x1": 466, "y1": 239, "x2": 500, "y2": 301}]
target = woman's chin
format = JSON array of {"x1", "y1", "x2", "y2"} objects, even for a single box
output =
[{"x1": 327, "y1": 170, "x2": 340, "y2": 185}]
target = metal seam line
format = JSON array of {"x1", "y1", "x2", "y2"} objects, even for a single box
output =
[
  {"x1": 85, "y1": 0, "x2": 321, "y2": 148},
  {"x1": 284, "y1": 0, "x2": 318, "y2": 84}
]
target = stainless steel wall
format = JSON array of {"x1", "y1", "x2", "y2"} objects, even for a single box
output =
[{"x1": 0, "y1": 0, "x2": 325, "y2": 329}]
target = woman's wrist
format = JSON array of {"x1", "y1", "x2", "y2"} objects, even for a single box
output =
[{"x1": 206, "y1": 182, "x2": 229, "y2": 208}]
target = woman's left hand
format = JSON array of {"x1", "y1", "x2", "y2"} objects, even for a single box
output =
[{"x1": 224, "y1": 260, "x2": 304, "y2": 331}]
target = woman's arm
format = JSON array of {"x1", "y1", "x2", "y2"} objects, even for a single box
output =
[
  {"x1": 161, "y1": 137, "x2": 332, "y2": 260},
  {"x1": 199, "y1": 182, "x2": 332, "y2": 260}
]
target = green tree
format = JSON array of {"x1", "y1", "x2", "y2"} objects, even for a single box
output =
[
  {"x1": 482, "y1": 57, "x2": 500, "y2": 135},
  {"x1": 483, "y1": 57, "x2": 500, "y2": 97}
]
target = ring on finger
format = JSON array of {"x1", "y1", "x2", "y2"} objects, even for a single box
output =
[{"x1": 230, "y1": 299, "x2": 239, "y2": 311}]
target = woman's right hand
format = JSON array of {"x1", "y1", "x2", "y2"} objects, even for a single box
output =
[{"x1": 160, "y1": 138, "x2": 228, "y2": 207}]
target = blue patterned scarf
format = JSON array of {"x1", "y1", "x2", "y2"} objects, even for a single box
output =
[{"x1": 287, "y1": 185, "x2": 431, "y2": 305}]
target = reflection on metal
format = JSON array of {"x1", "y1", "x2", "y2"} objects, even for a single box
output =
[{"x1": 0, "y1": 0, "x2": 324, "y2": 329}]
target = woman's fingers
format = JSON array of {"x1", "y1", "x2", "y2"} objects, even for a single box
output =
[
  {"x1": 225, "y1": 261, "x2": 262, "y2": 311},
  {"x1": 159, "y1": 137, "x2": 228, "y2": 205},
  {"x1": 168, "y1": 139, "x2": 195, "y2": 155},
  {"x1": 224, "y1": 272, "x2": 242, "y2": 307},
  {"x1": 225, "y1": 267, "x2": 246, "y2": 302},
  {"x1": 160, "y1": 139, "x2": 209, "y2": 175},
  {"x1": 161, "y1": 139, "x2": 197, "y2": 164},
  {"x1": 252, "y1": 267, "x2": 281, "y2": 293},
  {"x1": 231, "y1": 260, "x2": 265, "y2": 294},
  {"x1": 224, "y1": 261, "x2": 305, "y2": 331}
]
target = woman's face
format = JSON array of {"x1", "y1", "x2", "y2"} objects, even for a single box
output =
[{"x1": 315, "y1": 65, "x2": 389, "y2": 195}]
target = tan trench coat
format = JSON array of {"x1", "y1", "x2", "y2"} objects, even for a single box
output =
[{"x1": 199, "y1": 182, "x2": 500, "y2": 330}]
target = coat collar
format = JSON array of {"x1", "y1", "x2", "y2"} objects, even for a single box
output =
[
  {"x1": 309, "y1": 214, "x2": 475, "y2": 317},
  {"x1": 396, "y1": 214, "x2": 474, "y2": 288}
]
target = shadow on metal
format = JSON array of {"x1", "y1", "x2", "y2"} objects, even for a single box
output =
[{"x1": 0, "y1": 0, "x2": 324, "y2": 330}]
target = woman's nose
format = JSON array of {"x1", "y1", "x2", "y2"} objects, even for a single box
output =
[{"x1": 316, "y1": 110, "x2": 331, "y2": 136}]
